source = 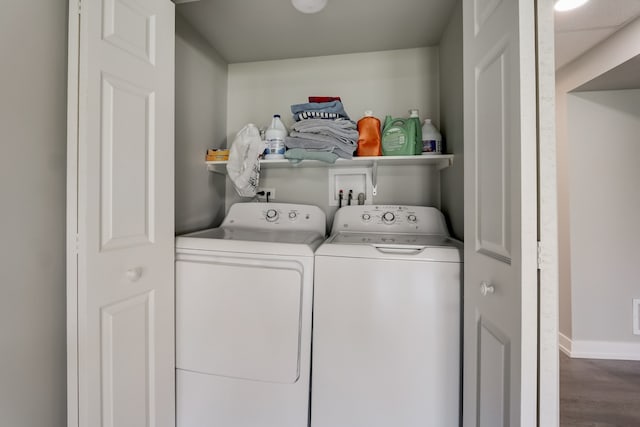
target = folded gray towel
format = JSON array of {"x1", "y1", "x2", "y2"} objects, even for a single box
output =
[
  {"x1": 289, "y1": 130, "x2": 357, "y2": 147},
  {"x1": 291, "y1": 119, "x2": 358, "y2": 145},
  {"x1": 284, "y1": 148, "x2": 339, "y2": 164},
  {"x1": 291, "y1": 118, "x2": 356, "y2": 131},
  {"x1": 285, "y1": 136, "x2": 356, "y2": 159}
]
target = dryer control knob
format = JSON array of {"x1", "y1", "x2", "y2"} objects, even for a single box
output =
[
  {"x1": 382, "y1": 211, "x2": 395, "y2": 224},
  {"x1": 288, "y1": 211, "x2": 298, "y2": 220},
  {"x1": 266, "y1": 209, "x2": 279, "y2": 222},
  {"x1": 407, "y1": 214, "x2": 417, "y2": 223},
  {"x1": 362, "y1": 213, "x2": 371, "y2": 222}
]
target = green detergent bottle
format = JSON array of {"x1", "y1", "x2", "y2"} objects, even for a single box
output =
[{"x1": 381, "y1": 115, "x2": 418, "y2": 156}]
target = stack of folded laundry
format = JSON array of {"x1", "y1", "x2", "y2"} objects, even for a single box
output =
[{"x1": 285, "y1": 97, "x2": 359, "y2": 162}]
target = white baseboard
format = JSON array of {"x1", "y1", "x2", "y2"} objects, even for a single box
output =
[
  {"x1": 558, "y1": 332, "x2": 572, "y2": 356},
  {"x1": 558, "y1": 333, "x2": 640, "y2": 361}
]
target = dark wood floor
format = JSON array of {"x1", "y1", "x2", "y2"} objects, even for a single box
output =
[{"x1": 560, "y1": 352, "x2": 640, "y2": 426}]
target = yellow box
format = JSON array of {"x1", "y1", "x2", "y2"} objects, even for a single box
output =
[{"x1": 206, "y1": 149, "x2": 229, "y2": 162}]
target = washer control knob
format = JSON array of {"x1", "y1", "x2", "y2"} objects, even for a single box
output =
[
  {"x1": 266, "y1": 209, "x2": 279, "y2": 222},
  {"x1": 362, "y1": 213, "x2": 371, "y2": 222},
  {"x1": 288, "y1": 211, "x2": 298, "y2": 220},
  {"x1": 407, "y1": 214, "x2": 417, "y2": 223},
  {"x1": 382, "y1": 211, "x2": 395, "y2": 224}
]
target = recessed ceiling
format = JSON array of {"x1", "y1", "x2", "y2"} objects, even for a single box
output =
[
  {"x1": 554, "y1": 0, "x2": 640, "y2": 69},
  {"x1": 177, "y1": 0, "x2": 640, "y2": 69},
  {"x1": 574, "y1": 54, "x2": 640, "y2": 91},
  {"x1": 176, "y1": 0, "x2": 457, "y2": 63}
]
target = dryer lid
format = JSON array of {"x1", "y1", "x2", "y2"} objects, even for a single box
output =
[
  {"x1": 183, "y1": 227, "x2": 324, "y2": 245},
  {"x1": 176, "y1": 202, "x2": 327, "y2": 255}
]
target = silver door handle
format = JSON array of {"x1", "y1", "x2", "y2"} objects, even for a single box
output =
[
  {"x1": 126, "y1": 267, "x2": 143, "y2": 282},
  {"x1": 480, "y1": 281, "x2": 495, "y2": 296}
]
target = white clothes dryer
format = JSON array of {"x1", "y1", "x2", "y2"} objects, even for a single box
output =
[
  {"x1": 311, "y1": 205, "x2": 462, "y2": 427},
  {"x1": 175, "y1": 203, "x2": 326, "y2": 427}
]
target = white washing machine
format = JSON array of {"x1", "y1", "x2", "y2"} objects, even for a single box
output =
[
  {"x1": 311, "y1": 205, "x2": 462, "y2": 427},
  {"x1": 175, "y1": 202, "x2": 326, "y2": 427}
]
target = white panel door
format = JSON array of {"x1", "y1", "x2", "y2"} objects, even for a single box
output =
[
  {"x1": 67, "y1": 0, "x2": 175, "y2": 426},
  {"x1": 462, "y1": 0, "x2": 538, "y2": 426}
]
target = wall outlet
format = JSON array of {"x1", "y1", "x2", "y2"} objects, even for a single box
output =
[
  {"x1": 256, "y1": 188, "x2": 275, "y2": 201},
  {"x1": 633, "y1": 299, "x2": 640, "y2": 336}
]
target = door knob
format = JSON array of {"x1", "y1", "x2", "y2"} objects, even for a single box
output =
[
  {"x1": 480, "y1": 281, "x2": 495, "y2": 296},
  {"x1": 126, "y1": 267, "x2": 143, "y2": 282}
]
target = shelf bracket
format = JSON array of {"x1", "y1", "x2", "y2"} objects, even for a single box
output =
[{"x1": 371, "y1": 161, "x2": 378, "y2": 196}]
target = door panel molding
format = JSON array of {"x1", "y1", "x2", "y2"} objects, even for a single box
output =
[
  {"x1": 100, "y1": 72, "x2": 156, "y2": 251},
  {"x1": 474, "y1": 38, "x2": 512, "y2": 265},
  {"x1": 476, "y1": 314, "x2": 511, "y2": 427},
  {"x1": 103, "y1": 0, "x2": 157, "y2": 65},
  {"x1": 101, "y1": 291, "x2": 156, "y2": 427},
  {"x1": 474, "y1": 0, "x2": 503, "y2": 36}
]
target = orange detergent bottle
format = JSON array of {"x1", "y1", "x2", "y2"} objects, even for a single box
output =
[{"x1": 356, "y1": 110, "x2": 382, "y2": 156}]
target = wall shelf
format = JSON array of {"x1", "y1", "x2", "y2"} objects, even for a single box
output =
[{"x1": 206, "y1": 154, "x2": 454, "y2": 174}]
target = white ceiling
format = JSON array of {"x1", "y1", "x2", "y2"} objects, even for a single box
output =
[
  {"x1": 554, "y1": 0, "x2": 640, "y2": 69},
  {"x1": 176, "y1": 0, "x2": 457, "y2": 63},
  {"x1": 175, "y1": 0, "x2": 640, "y2": 86}
]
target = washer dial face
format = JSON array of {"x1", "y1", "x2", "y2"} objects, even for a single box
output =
[
  {"x1": 265, "y1": 209, "x2": 279, "y2": 222},
  {"x1": 382, "y1": 211, "x2": 396, "y2": 224}
]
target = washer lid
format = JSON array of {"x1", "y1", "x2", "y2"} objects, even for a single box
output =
[
  {"x1": 317, "y1": 231, "x2": 462, "y2": 262},
  {"x1": 328, "y1": 231, "x2": 452, "y2": 247}
]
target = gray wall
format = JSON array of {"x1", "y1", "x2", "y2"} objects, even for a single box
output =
[
  {"x1": 568, "y1": 89, "x2": 640, "y2": 345},
  {"x1": 556, "y1": 18, "x2": 640, "y2": 342},
  {"x1": 0, "y1": 1, "x2": 68, "y2": 426},
  {"x1": 224, "y1": 47, "x2": 443, "y2": 227},
  {"x1": 175, "y1": 12, "x2": 228, "y2": 234},
  {"x1": 438, "y1": 0, "x2": 464, "y2": 240},
  {"x1": 237, "y1": 165, "x2": 442, "y2": 231},
  {"x1": 226, "y1": 47, "x2": 440, "y2": 138}
]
